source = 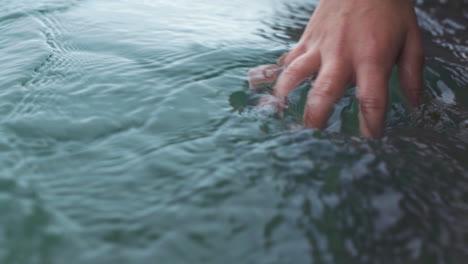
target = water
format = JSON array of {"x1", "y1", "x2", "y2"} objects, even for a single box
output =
[{"x1": 0, "y1": 0, "x2": 467, "y2": 263}]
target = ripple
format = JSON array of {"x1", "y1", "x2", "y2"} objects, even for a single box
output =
[
  {"x1": 0, "y1": 176, "x2": 85, "y2": 264},
  {"x1": 1, "y1": 0, "x2": 468, "y2": 263}
]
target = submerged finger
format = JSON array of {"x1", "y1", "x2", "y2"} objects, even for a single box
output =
[
  {"x1": 356, "y1": 65, "x2": 390, "y2": 137},
  {"x1": 248, "y1": 64, "x2": 283, "y2": 92},
  {"x1": 303, "y1": 62, "x2": 351, "y2": 128},
  {"x1": 257, "y1": 94, "x2": 287, "y2": 117},
  {"x1": 398, "y1": 29, "x2": 424, "y2": 108},
  {"x1": 273, "y1": 52, "x2": 321, "y2": 98}
]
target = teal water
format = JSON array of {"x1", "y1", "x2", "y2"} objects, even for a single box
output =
[{"x1": 1, "y1": 0, "x2": 468, "y2": 263}]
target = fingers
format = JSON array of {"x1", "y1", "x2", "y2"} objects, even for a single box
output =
[
  {"x1": 398, "y1": 29, "x2": 425, "y2": 108},
  {"x1": 303, "y1": 62, "x2": 351, "y2": 128},
  {"x1": 248, "y1": 64, "x2": 282, "y2": 92},
  {"x1": 257, "y1": 94, "x2": 287, "y2": 117},
  {"x1": 248, "y1": 45, "x2": 314, "y2": 93},
  {"x1": 277, "y1": 45, "x2": 306, "y2": 67},
  {"x1": 273, "y1": 52, "x2": 321, "y2": 98},
  {"x1": 356, "y1": 65, "x2": 389, "y2": 138}
]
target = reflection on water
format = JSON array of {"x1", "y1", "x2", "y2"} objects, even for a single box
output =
[{"x1": 0, "y1": 0, "x2": 467, "y2": 263}]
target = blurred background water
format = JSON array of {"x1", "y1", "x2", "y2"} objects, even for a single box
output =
[{"x1": 0, "y1": 0, "x2": 467, "y2": 263}]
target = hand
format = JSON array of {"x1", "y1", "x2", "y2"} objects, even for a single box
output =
[{"x1": 250, "y1": 0, "x2": 424, "y2": 137}]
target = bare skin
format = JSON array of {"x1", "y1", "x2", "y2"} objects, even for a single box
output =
[{"x1": 249, "y1": 0, "x2": 424, "y2": 137}]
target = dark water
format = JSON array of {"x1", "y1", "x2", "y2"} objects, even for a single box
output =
[{"x1": 0, "y1": 0, "x2": 467, "y2": 263}]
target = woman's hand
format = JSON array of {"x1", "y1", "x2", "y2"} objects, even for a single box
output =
[{"x1": 250, "y1": 0, "x2": 424, "y2": 137}]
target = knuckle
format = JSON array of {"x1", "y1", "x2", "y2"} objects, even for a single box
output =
[
  {"x1": 311, "y1": 78, "x2": 336, "y2": 99},
  {"x1": 323, "y1": 59, "x2": 346, "y2": 71},
  {"x1": 366, "y1": 35, "x2": 387, "y2": 52},
  {"x1": 355, "y1": 40, "x2": 388, "y2": 66},
  {"x1": 279, "y1": 45, "x2": 306, "y2": 66},
  {"x1": 357, "y1": 95, "x2": 386, "y2": 115},
  {"x1": 283, "y1": 63, "x2": 303, "y2": 78},
  {"x1": 328, "y1": 43, "x2": 347, "y2": 59},
  {"x1": 295, "y1": 44, "x2": 307, "y2": 54},
  {"x1": 357, "y1": 52, "x2": 386, "y2": 66}
]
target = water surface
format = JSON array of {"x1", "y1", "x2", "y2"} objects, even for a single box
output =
[{"x1": 0, "y1": 0, "x2": 467, "y2": 263}]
